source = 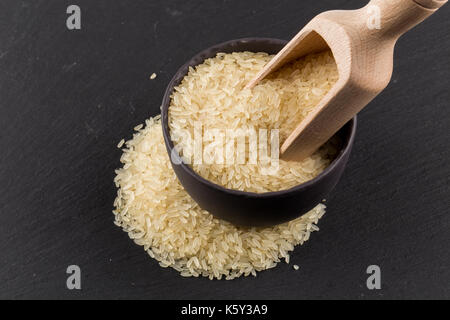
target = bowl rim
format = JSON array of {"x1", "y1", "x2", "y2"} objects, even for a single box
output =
[{"x1": 161, "y1": 37, "x2": 357, "y2": 199}]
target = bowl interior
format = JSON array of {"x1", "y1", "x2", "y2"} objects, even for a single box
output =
[{"x1": 161, "y1": 38, "x2": 356, "y2": 198}]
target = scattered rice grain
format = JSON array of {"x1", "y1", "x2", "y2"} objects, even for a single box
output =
[{"x1": 117, "y1": 139, "x2": 125, "y2": 148}]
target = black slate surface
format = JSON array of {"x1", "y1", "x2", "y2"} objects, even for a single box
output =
[{"x1": 0, "y1": 0, "x2": 449, "y2": 300}]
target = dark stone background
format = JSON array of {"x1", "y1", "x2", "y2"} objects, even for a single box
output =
[{"x1": 0, "y1": 0, "x2": 448, "y2": 299}]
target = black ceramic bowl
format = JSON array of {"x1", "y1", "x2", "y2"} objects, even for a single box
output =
[{"x1": 161, "y1": 38, "x2": 356, "y2": 227}]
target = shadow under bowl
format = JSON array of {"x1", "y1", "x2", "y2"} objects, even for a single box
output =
[{"x1": 161, "y1": 38, "x2": 356, "y2": 227}]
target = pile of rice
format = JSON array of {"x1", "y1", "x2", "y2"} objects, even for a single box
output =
[{"x1": 113, "y1": 51, "x2": 339, "y2": 280}]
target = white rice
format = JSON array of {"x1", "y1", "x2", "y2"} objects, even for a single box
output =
[
  {"x1": 114, "y1": 117, "x2": 326, "y2": 280},
  {"x1": 117, "y1": 139, "x2": 125, "y2": 148},
  {"x1": 169, "y1": 51, "x2": 339, "y2": 192},
  {"x1": 113, "y1": 50, "x2": 339, "y2": 279}
]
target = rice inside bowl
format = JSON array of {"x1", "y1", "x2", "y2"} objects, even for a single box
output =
[{"x1": 168, "y1": 51, "x2": 339, "y2": 193}]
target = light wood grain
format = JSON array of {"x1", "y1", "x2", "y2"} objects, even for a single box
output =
[{"x1": 246, "y1": 0, "x2": 447, "y2": 161}]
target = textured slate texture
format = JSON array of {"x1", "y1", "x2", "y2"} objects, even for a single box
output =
[{"x1": 0, "y1": 0, "x2": 449, "y2": 299}]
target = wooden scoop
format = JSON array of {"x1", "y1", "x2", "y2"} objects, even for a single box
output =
[{"x1": 246, "y1": 0, "x2": 447, "y2": 161}]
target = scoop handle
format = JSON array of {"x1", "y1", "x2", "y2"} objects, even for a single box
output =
[{"x1": 364, "y1": 0, "x2": 447, "y2": 39}]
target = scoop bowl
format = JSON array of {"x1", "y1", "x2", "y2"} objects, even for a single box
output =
[{"x1": 161, "y1": 38, "x2": 356, "y2": 227}]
